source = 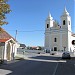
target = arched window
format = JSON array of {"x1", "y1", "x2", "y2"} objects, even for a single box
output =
[
  {"x1": 54, "y1": 38, "x2": 57, "y2": 42},
  {"x1": 47, "y1": 24, "x2": 49, "y2": 28},
  {"x1": 69, "y1": 21, "x2": 70, "y2": 25},
  {"x1": 63, "y1": 20, "x2": 65, "y2": 25}
]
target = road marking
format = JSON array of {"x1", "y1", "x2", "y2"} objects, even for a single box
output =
[
  {"x1": 24, "y1": 58, "x2": 66, "y2": 63},
  {"x1": 52, "y1": 62, "x2": 59, "y2": 75}
]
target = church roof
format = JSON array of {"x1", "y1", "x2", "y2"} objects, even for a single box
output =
[{"x1": 0, "y1": 27, "x2": 15, "y2": 42}]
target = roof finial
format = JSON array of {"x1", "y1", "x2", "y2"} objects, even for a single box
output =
[
  {"x1": 64, "y1": 6, "x2": 67, "y2": 13},
  {"x1": 48, "y1": 12, "x2": 51, "y2": 17},
  {"x1": 47, "y1": 12, "x2": 53, "y2": 20},
  {"x1": 63, "y1": 6, "x2": 69, "y2": 15}
]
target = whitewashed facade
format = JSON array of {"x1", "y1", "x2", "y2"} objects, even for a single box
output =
[
  {"x1": 44, "y1": 8, "x2": 75, "y2": 52},
  {"x1": 0, "y1": 28, "x2": 20, "y2": 62}
]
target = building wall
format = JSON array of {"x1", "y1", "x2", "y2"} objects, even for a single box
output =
[
  {"x1": 45, "y1": 32, "x2": 50, "y2": 50},
  {"x1": 71, "y1": 36, "x2": 75, "y2": 52},
  {"x1": 45, "y1": 29, "x2": 75, "y2": 52},
  {"x1": 50, "y1": 31, "x2": 60, "y2": 51},
  {"x1": 0, "y1": 46, "x2": 4, "y2": 60},
  {"x1": 68, "y1": 31, "x2": 72, "y2": 52},
  {"x1": 61, "y1": 30, "x2": 68, "y2": 51},
  {"x1": 14, "y1": 42, "x2": 20, "y2": 56},
  {"x1": 45, "y1": 29, "x2": 70, "y2": 51},
  {"x1": 3, "y1": 39, "x2": 19, "y2": 62}
]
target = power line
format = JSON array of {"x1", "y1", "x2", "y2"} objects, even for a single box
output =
[
  {"x1": 5, "y1": 29, "x2": 45, "y2": 33},
  {"x1": 18, "y1": 30, "x2": 44, "y2": 32}
]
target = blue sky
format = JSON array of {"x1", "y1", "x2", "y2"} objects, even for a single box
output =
[{"x1": 2, "y1": 0, "x2": 75, "y2": 46}]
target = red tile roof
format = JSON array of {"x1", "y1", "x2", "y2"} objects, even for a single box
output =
[
  {"x1": 0, "y1": 27, "x2": 12, "y2": 39},
  {"x1": 0, "y1": 27, "x2": 15, "y2": 42},
  {"x1": 0, "y1": 39, "x2": 9, "y2": 42}
]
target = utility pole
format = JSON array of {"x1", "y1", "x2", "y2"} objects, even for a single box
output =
[{"x1": 15, "y1": 30, "x2": 17, "y2": 40}]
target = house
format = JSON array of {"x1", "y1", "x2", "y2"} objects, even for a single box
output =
[
  {"x1": 45, "y1": 7, "x2": 75, "y2": 52},
  {"x1": 19, "y1": 44, "x2": 26, "y2": 49},
  {"x1": 0, "y1": 27, "x2": 19, "y2": 62}
]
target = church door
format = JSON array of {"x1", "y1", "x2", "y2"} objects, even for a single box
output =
[{"x1": 54, "y1": 47, "x2": 57, "y2": 51}]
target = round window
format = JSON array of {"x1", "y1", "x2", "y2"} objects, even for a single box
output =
[{"x1": 72, "y1": 40, "x2": 75, "y2": 45}]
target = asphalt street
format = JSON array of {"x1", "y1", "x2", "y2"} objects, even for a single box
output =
[{"x1": 0, "y1": 54, "x2": 75, "y2": 75}]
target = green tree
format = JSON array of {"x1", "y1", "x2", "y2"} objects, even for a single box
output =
[{"x1": 0, "y1": 0, "x2": 11, "y2": 26}]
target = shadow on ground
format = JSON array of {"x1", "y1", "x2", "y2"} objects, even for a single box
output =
[{"x1": 29, "y1": 55, "x2": 61, "y2": 61}]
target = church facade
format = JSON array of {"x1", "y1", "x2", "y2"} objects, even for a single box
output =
[{"x1": 44, "y1": 8, "x2": 75, "y2": 52}]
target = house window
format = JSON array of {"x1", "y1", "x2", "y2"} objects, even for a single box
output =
[
  {"x1": 54, "y1": 38, "x2": 57, "y2": 42},
  {"x1": 54, "y1": 47, "x2": 57, "y2": 51},
  {"x1": 47, "y1": 24, "x2": 49, "y2": 28},
  {"x1": 63, "y1": 20, "x2": 65, "y2": 25}
]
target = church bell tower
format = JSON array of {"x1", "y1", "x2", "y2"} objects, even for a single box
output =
[
  {"x1": 44, "y1": 12, "x2": 54, "y2": 50},
  {"x1": 61, "y1": 7, "x2": 72, "y2": 52},
  {"x1": 45, "y1": 12, "x2": 54, "y2": 30},
  {"x1": 61, "y1": 7, "x2": 71, "y2": 31}
]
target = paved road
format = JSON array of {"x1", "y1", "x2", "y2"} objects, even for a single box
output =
[{"x1": 0, "y1": 54, "x2": 75, "y2": 75}]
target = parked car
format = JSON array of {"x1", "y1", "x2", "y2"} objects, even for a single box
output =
[{"x1": 62, "y1": 52, "x2": 71, "y2": 59}]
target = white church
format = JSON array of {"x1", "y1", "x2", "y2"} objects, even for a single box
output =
[{"x1": 44, "y1": 7, "x2": 75, "y2": 52}]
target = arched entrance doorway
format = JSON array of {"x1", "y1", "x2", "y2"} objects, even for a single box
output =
[
  {"x1": 6, "y1": 43, "x2": 11, "y2": 60},
  {"x1": 54, "y1": 47, "x2": 57, "y2": 51}
]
